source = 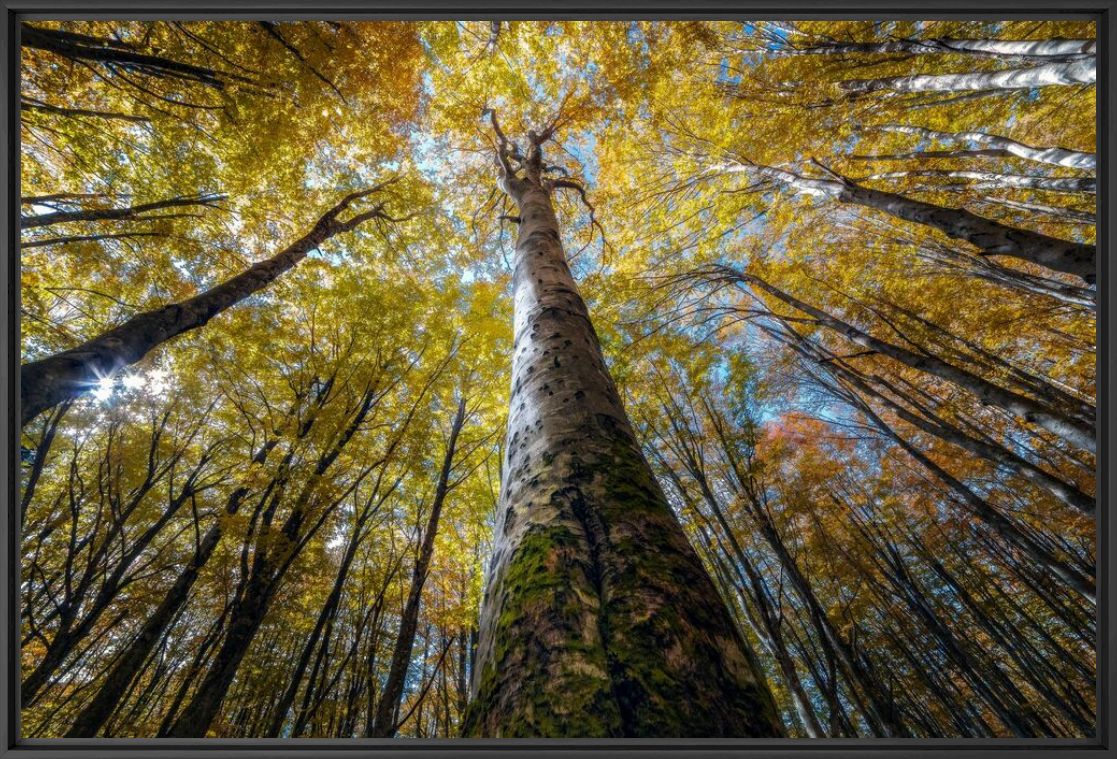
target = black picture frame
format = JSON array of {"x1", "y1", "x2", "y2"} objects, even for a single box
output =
[{"x1": 1, "y1": 2, "x2": 1112, "y2": 756}]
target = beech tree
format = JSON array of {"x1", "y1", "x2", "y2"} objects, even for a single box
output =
[
  {"x1": 460, "y1": 115, "x2": 782, "y2": 738},
  {"x1": 19, "y1": 19, "x2": 1096, "y2": 740}
]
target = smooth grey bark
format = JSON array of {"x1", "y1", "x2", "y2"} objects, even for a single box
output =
[
  {"x1": 839, "y1": 58, "x2": 1095, "y2": 94},
  {"x1": 864, "y1": 170, "x2": 1095, "y2": 194},
  {"x1": 874, "y1": 125, "x2": 1096, "y2": 170},
  {"x1": 977, "y1": 197, "x2": 1095, "y2": 224},
  {"x1": 788, "y1": 37, "x2": 1096, "y2": 59},
  {"x1": 462, "y1": 116, "x2": 782, "y2": 738},
  {"x1": 853, "y1": 148, "x2": 1022, "y2": 161},
  {"x1": 716, "y1": 161, "x2": 1096, "y2": 284},
  {"x1": 20, "y1": 185, "x2": 398, "y2": 426}
]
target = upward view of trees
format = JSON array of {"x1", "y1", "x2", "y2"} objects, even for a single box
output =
[{"x1": 19, "y1": 19, "x2": 1096, "y2": 739}]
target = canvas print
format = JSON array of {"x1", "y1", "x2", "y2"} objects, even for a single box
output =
[{"x1": 17, "y1": 19, "x2": 1097, "y2": 739}]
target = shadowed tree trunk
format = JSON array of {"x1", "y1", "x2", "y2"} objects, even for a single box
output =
[
  {"x1": 20, "y1": 184, "x2": 401, "y2": 426},
  {"x1": 371, "y1": 399, "x2": 467, "y2": 737},
  {"x1": 63, "y1": 486, "x2": 251, "y2": 737},
  {"x1": 20, "y1": 194, "x2": 225, "y2": 229},
  {"x1": 21, "y1": 24, "x2": 242, "y2": 88},
  {"x1": 161, "y1": 384, "x2": 379, "y2": 737},
  {"x1": 702, "y1": 264, "x2": 1095, "y2": 453},
  {"x1": 461, "y1": 114, "x2": 782, "y2": 738},
  {"x1": 714, "y1": 162, "x2": 1096, "y2": 284}
]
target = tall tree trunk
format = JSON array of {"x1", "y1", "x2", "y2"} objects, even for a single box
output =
[
  {"x1": 462, "y1": 120, "x2": 782, "y2": 738},
  {"x1": 865, "y1": 170, "x2": 1095, "y2": 194},
  {"x1": 20, "y1": 185, "x2": 397, "y2": 426},
  {"x1": 371, "y1": 399, "x2": 466, "y2": 737},
  {"x1": 721, "y1": 162, "x2": 1097, "y2": 284},
  {"x1": 719, "y1": 266, "x2": 1095, "y2": 452},
  {"x1": 875, "y1": 125, "x2": 1096, "y2": 170},
  {"x1": 790, "y1": 37, "x2": 1095, "y2": 60},
  {"x1": 161, "y1": 388, "x2": 377, "y2": 736},
  {"x1": 839, "y1": 58, "x2": 1095, "y2": 94},
  {"x1": 20, "y1": 194, "x2": 224, "y2": 229},
  {"x1": 64, "y1": 488, "x2": 250, "y2": 737}
]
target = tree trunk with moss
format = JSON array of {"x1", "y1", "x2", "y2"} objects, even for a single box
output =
[{"x1": 461, "y1": 117, "x2": 783, "y2": 738}]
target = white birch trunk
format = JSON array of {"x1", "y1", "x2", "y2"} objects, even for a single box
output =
[
  {"x1": 789, "y1": 37, "x2": 1095, "y2": 59},
  {"x1": 876, "y1": 124, "x2": 1096, "y2": 170},
  {"x1": 865, "y1": 170, "x2": 1095, "y2": 194},
  {"x1": 841, "y1": 58, "x2": 1095, "y2": 94}
]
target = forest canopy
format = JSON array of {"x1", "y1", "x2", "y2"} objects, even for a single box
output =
[{"x1": 18, "y1": 19, "x2": 1097, "y2": 739}]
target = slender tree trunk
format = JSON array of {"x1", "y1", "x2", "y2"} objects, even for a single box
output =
[
  {"x1": 875, "y1": 125, "x2": 1096, "y2": 170},
  {"x1": 20, "y1": 186, "x2": 394, "y2": 426},
  {"x1": 820, "y1": 358, "x2": 1095, "y2": 514},
  {"x1": 21, "y1": 194, "x2": 224, "y2": 229},
  {"x1": 760, "y1": 319, "x2": 1096, "y2": 602},
  {"x1": 727, "y1": 163, "x2": 1097, "y2": 284},
  {"x1": 855, "y1": 396, "x2": 1095, "y2": 602},
  {"x1": 725, "y1": 267, "x2": 1096, "y2": 451},
  {"x1": 371, "y1": 399, "x2": 466, "y2": 737},
  {"x1": 691, "y1": 402, "x2": 908, "y2": 737},
  {"x1": 266, "y1": 526, "x2": 358, "y2": 737},
  {"x1": 64, "y1": 489, "x2": 248, "y2": 737},
  {"x1": 865, "y1": 170, "x2": 1094, "y2": 194},
  {"x1": 653, "y1": 455, "x2": 824, "y2": 738},
  {"x1": 863, "y1": 526, "x2": 1050, "y2": 736},
  {"x1": 22, "y1": 465, "x2": 204, "y2": 703},
  {"x1": 20, "y1": 24, "x2": 237, "y2": 87},
  {"x1": 790, "y1": 37, "x2": 1095, "y2": 59},
  {"x1": 162, "y1": 389, "x2": 376, "y2": 736},
  {"x1": 462, "y1": 124, "x2": 782, "y2": 738},
  {"x1": 20, "y1": 400, "x2": 70, "y2": 525},
  {"x1": 840, "y1": 58, "x2": 1095, "y2": 94},
  {"x1": 914, "y1": 538, "x2": 1094, "y2": 733},
  {"x1": 161, "y1": 566, "x2": 275, "y2": 736}
]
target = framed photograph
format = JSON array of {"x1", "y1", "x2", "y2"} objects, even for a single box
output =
[{"x1": 2, "y1": 2, "x2": 1112, "y2": 757}]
